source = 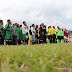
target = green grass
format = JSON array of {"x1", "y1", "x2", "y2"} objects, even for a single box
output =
[{"x1": 0, "y1": 43, "x2": 72, "y2": 72}]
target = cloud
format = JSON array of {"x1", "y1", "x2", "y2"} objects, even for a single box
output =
[{"x1": 0, "y1": 0, "x2": 72, "y2": 30}]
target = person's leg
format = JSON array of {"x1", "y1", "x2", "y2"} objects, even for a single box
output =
[
  {"x1": 53, "y1": 34, "x2": 55, "y2": 43},
  {"x1": 50, "y1": 35, "x2": 52, "y2": 43},
  {"x1": 57, "y1": 36, "x2": 60, "y2": 43},
  {"x1": 47, "y1": 35, "x2": 50, "y2": 44},
  {"x1": 61, "y1": 36, "x2": 64, "y2": 43}
]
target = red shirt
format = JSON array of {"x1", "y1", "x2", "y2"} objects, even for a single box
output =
[
  {"x1": 66, "y1": 32, "x2": 68, "y2": 37},
  {"x1": 64, "y1": 31, "x2": 66, "y2": 36}
]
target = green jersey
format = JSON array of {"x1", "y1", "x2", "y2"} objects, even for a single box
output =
[
  {"x1": 47, "y1": 29, "x2": 49, "y2": 35},
  {"x1": 0, "y1": 24, "x2": 4, "y2": 36},
  {"x1": 16, "y1": 27, "x2": 20, "y2": 37},
  {"x1": 56, "y1": 29, "x2": 60, "y2": 36},
  {"x1": 19, "y1": 28, "x2": 23, "y2": 40},
  {"x1": 61, "y1": 31, "x2": 64, "y2": 36},
  {"x1": 5, "y1": 24, "x2": 13, "y2": 39}
]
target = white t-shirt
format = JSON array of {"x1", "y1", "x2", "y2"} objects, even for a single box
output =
[
  {"x1": 22, "y1": 24, "x2": 27, "y2": 34},
  {"x1": 31, "y1": 27, "x2": 35, "y2": 35}
]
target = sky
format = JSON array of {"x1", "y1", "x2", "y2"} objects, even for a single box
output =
[{"x1": 0, "y1": 0, "x2": 72, "y2": 30}]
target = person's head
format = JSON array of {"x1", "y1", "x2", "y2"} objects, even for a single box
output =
[
  {"x1": 15, "y1": 23, "x2": 17, "y2": 26},
  {"x1": 62, "y1": 29, "x2": 63, "y2": 31},
  {"x1": 43, "y1": 25, "x2": 46, "y2": 29},
  {"x1": 65, "y1": 28, "x2": 66, "y2": 31},
  {"x1": 30, "y1": 26, "x2": 32, "y2": 29},
  {"x1": 59, "y1": 28, "x2": 61, "y2": 30},
  {"x1": 7, "y1": 19, "x2": 11, "y2": 25},
  {"x1": 32, "y1": 24, "x2": 35, "y2": 27},
  {"x1": 66, "y1": 30, "x2": 68, "y2": 32},
  {"x1": 49, "y1": 26, "x2": 51, "y2": 28},
  {"x1": 53, "y1": 26, "x2": 55, "y2": 29},
  {"x1": 36, "y1": 25, "x2": 38, "y2": 28},
  {"x1": 0, "y1": 20, "x2": 3, "y2": 25},
  {"x1": 57, "y1": 26, "x2": 59, "y2": 29},
  {"x1": 12, "y1": 24, "x2": 15, "y2": 27},
  {"x1": 42, "y1": 23, "x2": 44, "y2": 26},
  {"x1": 48, "y1": 26, "x2": 50, "y2": 29},
  {"x1": 20, "y1": 25, "x2": 22, "y2": 28},
  {"x1": 17, "y1": 24, "x2": 20, "y2": 28},
  {"x1": 23, "y1": 21, "x2": 26, "y2": 25}
]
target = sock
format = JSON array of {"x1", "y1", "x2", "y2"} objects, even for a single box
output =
[
  {"x1": 57, "y1": 39, "x2": 60, "y2": 43},
  {"x1": 47, "y1": 39, "x2": 50, "y2": 44},
  {"x1": 61, "y1": 39, "x2": 64, "y2": 43}
]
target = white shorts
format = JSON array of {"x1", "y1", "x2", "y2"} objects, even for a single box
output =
[
  {"x1": 64, "y1": 36, "x2": 66, "y2": 39},
  {"x1": 66, "y1": 37, "x2": 68, "y2": 39},
  {"x1": 64, "y1": 36, "x2": 68, "y2": 39}
]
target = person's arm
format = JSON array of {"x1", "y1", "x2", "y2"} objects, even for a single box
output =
[{"x1": 0, "y1": 27, "x2": 4, "y2": 29}]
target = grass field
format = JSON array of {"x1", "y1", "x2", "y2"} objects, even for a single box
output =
[{"x1": 0, "y1": 43, "x2": 72, "y2": 72}]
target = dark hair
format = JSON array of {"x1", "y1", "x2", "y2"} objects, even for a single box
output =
[
  {"x1": 32, "y1": 24, "x2": 34, "y2": 26},
  {"x1": 36, "y1": 25, "x2": 38, "y2": 26},
  {"x1": 7, "y1": 19, "x2": 10, "y2": 22},
  {"x1": 0, "y1": 20, "x2": 3, "y2": 23},
  {"x1": 20, "y1": 25, "x2": 22, "y2": 27},
  {"x1": 30, "y1": 26, "x2": 31, "y2": 28},
  {"x1": 23, "y1": 21, "x2": 25, "y2": 23}
]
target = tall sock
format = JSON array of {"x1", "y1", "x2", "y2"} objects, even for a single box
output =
[
  {"x1": 57, "y1": 39, "x2": 60, "y2": 43},
  {"x1": 61, "y1": 39, "x2": 64, "y2": 43},
  {"x1": 47, "y1": 39, "x2": 50, "y2": 44}
]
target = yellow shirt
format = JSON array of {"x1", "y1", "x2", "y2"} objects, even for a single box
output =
[
  {"x1": 49, "y1": 28, "x2": 52, "y2": 35},
  {"x1": 38, "y1": 30, "x2": 40, "y2": 37},
  {"x1": 52, "y1": 28, "x2": 56, "y2": 35}
]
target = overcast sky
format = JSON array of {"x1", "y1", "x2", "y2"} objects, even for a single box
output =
[{"x1": 0, "y1": 0, "x2": 72, "y2": 30}]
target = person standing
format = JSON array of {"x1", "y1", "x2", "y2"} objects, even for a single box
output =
[
  {"x1": 43, "y1": 25, "x2": 47, "y2": 43},
  {"x1": 0, "y1": 20, "x2": 4, "y2": 44},
  {"x1": 49, "y1": 26, "x2": 52, "y2": 43},
  {"x1": 0, "y1": 30, "x2": 4, "y2": 45},
  {"x1": 5, "y1": 20, "x2": 13, "y2": 45},
  {"x1": 31, "y1": 24, "x2": 36, "y2": 44},
  {"x1": 22, "y1": 21, "x2": 27, "y2": 44},
  {"x1": 35, "y1": 25, "x2": 39, "y2": 44},
  {"x1": 16, "y1": 24, "x2": 20, "y2": 45},
  {"x1": 56, "y1": 26, "x2": 60, "y2": 43},
  {"x1": 29, "y1": 26, "x2": 32, "y2": 45},
  {"x1": 20, "y1": 25, "x2": 23, "y2": 44},
  {"x1": 66, "y1": 30, "x2": 68, "y2": 43},
  {"x1": 64, "y1": 29, "x2": 67, "y2": 43},
  {"x1": 12, "y1": 24, "x2": 17, "y2": 45},
  {"x1": 61, "y1": 29, "x2": 64, "y2": 43},
  {"x1": 47, "y1": 26, "x2": 50, "y2": 44},
  {"x1": 52, "y1": 26, "x2": 56, "y2": 43}
]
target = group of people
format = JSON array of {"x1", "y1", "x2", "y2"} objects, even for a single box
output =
[{"x1": 0, "y1": 19, "x2": 68, "y2": 45}]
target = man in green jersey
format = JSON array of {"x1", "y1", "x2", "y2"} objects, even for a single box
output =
[
  {"x1": 5, "y1": 20, "x2": 13, "y2": 45},
  {"x1": 16, "y1": 24, "x2": 21, "y2": 45},
  {"x1": 47, "y1": 26, "x2": 50, "y2": 44},
  {"x1": 56, "y1": 26, "x2": 60, "y2": 43},
  {"x1": 0, "y1": 20, "x2": 4, "y2": 44},
  {"x1": 61, "y1": 29, "x2": 64, "y2": 43},
  {"x1": 19, "y1": 25, "x2": 23, "y2": 44}
]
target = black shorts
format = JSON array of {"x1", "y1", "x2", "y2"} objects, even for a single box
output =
[
  {"x1": 52, "y1": 34, "x2": 56, "y2": 39},
  {"x1": 60, "y1": 36, "x2": 64, "y2": 39},
  {"x1": 47, "y1": 35, "x2": 52, "y2": 39},
  {"x1": 57, "y1": 36, "x2": 60, "y2": 39}
]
